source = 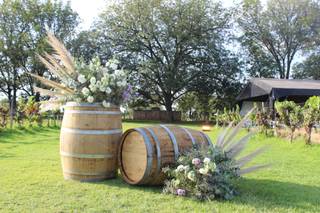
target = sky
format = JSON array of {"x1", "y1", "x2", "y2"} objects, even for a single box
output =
[
  {"x1": 63, "y1": 0, "x2": 241, "y2": 30},
  {"x1": 62, "y1": 0, "x2": 107, "y2": 30}
]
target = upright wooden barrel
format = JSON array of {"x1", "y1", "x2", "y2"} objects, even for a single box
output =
[
  {"x1": 60, "y1": 102, "x2": 122, "y2": 182},
  {"x1": 118, "y1": 125, "x2": 212, "y2": 185}
]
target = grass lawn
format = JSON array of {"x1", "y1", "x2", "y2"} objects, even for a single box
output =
[{"x1": 1, "y1": 122, "x2": 320, "y2": 212}]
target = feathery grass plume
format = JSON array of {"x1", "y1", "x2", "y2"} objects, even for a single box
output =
[
  {"x1": 220, "y1": 108, "x2": 255, "y2": 149},
  {"x1": 235, "y1": 146, "x2": 269, "y2": 168},
  {"x1": 238, "y1": 164, "x2": 270, "y2": 176},
  {"x1": 215, "y1": 108, "x2": 271, "y2": 176},
  {"x1": 216, "y1": 122, "x2": 233, "y2": 147},
  {"x1": 226, "y1": 132, "x2": 255, "y2": 158},
  {"x1": 28, "y1": 73, "x2": 74, "y2": 95},
  {"x1": 46, "y1": 31, "x2": 75, "y2": 75},
  {"x1": 34, "y1": 86, "x2": 67, "y2": 98},
  {"x1": 37, "y1": 53, "x2": 69, "y2": 80},
  {"x1": 39, "y1": 99, "x2": 65, "y2": 112}
]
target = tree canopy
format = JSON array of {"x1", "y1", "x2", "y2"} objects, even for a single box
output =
[
  {"x1": 0, "y1": 0, "x2": 79, "y2": 111},
  {"x1": 238, "y1": 0, "x2": 320, "y2": 79},
  {"x1": 95, "y1": 0, "x2": 241, "y2": 119}
]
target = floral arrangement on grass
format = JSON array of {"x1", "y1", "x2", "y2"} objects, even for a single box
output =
[
  {"x1": 163, "y1": 110, "x2": 270, "y2": 201},
  {"x1": 163, "y1": 146, "x2": 239, "y2": 200},
  {"x1": 30, "y1": 32, "x2": 131, "y2": 108}
]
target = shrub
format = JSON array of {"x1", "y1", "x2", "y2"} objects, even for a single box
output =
[
  {"x1": 15, "y1": 97, "x2": 26, "y2": 128},
  {"x1": 215, "y1": 106, "x2": 241, "y2": 126},
  {"x1": 254, "y1": 105, "x2": 273, "y2": 135},
  {"x1": 24, "y1": 97, "x2": 41, "y2": 127},
  {"x1": 303, "y1": 96, "x2": 320, "y2": 145},
  {"x1": 0, "y1": 103, "x2": 9, "y2": 128},
  {"x1": 275, "y1": 101, "x2": 303, "y2": 143}
]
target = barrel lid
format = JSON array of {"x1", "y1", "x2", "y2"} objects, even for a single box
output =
[{"x1": 119, "y1": 128, "x2": 153, "y2": 185}]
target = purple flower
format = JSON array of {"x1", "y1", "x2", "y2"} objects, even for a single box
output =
[
  {"x1": 176, "y1": 189, "x2": 186, "y2": 196},
  {"x1": 192, "y1": 158, "x2": 201, "y2": 166},
  {"x1": 122, "y1": 84, "x2": 132, "y2": 102}
]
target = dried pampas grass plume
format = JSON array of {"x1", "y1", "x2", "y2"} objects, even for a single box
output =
[
  {"x1": 28, "y1": 31, "x2": 77, "y2": 100},
  {"x1": 46, "y1": 31, "x2": 76, "y2": 75},
  {"x1": 215, "y1": 108, "x2": 271, "y2": 176}
]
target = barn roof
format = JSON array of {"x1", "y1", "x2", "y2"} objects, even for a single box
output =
[{"x1": 236, "y1": 78, "x2": 320, "y2": 102}]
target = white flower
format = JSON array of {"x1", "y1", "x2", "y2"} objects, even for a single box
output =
[
  {"x1": 101, "y1": 76, "x2": 109, "y2": 84},
  {"x1": 78, "y1": 74, "x2": 86, "y2": 83},
  {"x1": 81, "y1": 87, "x2": 90, "y2": 96},
  {"x1": 105, "y1": 87, "x2": 112, "y2": 94},
  {"x1": 203, "y1": 157, "x2": 211, "y2": 164},
  {"x1": 116, "y1": 81, "x2": 123, "y2": 87},
  {"x1": 109, "y1": 62, "x2": 118, "y2": 70},
  {"x1": 90, "y1": 77, "x2": 96, "y2": 85},
  {"x1": 176, "y1": 165, "x2": 185, "y2": 172},
  {"x1": 199, "y1": 168, "x2": 209, "y2": 175},
  {"x1": 184, "y1": 165, "x2": 190, "y2": 172},
  {"x1": 102, "y1": 100, "x2": 110, "y2": 108},
  {"x1": 118, "y1": 80, "x2": 126, "y2": 87},
  {"x1": 192, "y1": 158, "x2": 201, "y2": 166},
  {"x1": 89, "y1": 84, "x2": 97, "y2": 92},
  {"x1": 87, "y1": 96, "x2": 94, "y2": 103},
  {"x1": 114, "y1": 69, "x2": 125, "y2": 76},
  {"x1": 99, "y1": 85, "x2": 106, "y2": 92},
  {"x1": 102, "y1": 67, "x2": 109, "y2": 75}
]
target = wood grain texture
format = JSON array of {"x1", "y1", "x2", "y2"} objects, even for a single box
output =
[
  {"x1": 118, "y1": 125, "x2": 211, "y2": 185},
  {"x1": 60, "y1": 102, "x2": 122, "y2": 182}
]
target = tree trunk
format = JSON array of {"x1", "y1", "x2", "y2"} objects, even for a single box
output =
[
  {"x1": 164, "y1": 98, "x2": 174, "y2": 122},
  {"x1": 306, "y1": 126, "x2": 312, "y2": 145},
  {"x1": 290, "y1": 128, "x2": 295, "y2": 143}
]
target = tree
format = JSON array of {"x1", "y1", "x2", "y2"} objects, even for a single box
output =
[
  {"x1": 275, "y1": 101, "x2": 303, "y2": 143},
  {"x1": 70, "y1": 29, "x2": 113, "y2": 64},
  {"x1": 293, "y1": 53, "x2": 320, "y2": 80},
  {"x1": 0, "y1": 0, "x2": 79, "y2": 112},
  {"x1": 303, "y1": 96, "x2": 320, "y2": 145},
  {"x1": 98, "y1": 0, "x2": 234, "y2": 121},
  {"x1": 240, "y1": 36, "x2": 278, "y2": 78},
  {"x1": 238, "y1": 0, "x2": 320, "y2": 79},
  {"x1": 188, "y1": 47, "x2": 243, "y2": 111}
]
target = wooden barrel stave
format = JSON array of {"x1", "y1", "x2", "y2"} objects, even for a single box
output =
[
  {"x1": 60, "y1": 102, "x2": 121, "y2": 182},
  {"x1": 119, "y1": 125, "x2": 211, "y2": 185}
]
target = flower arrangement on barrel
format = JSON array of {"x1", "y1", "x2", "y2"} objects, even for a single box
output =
[{"x1": 30, "y1": 32, "x2": 130, "y2": 108}]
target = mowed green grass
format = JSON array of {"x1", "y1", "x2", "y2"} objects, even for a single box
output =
[{"x1": 0, "y1": 122, "x2": 320, "y2": 213}]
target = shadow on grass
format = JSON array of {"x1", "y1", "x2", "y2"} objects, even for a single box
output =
[
  {"x1": 0, "y1": 126, "x2": 60, "y2": 144},
  {"x1": 89, "y1": 175, "x2": 162, "y2": 194},
  {"x1": 233, "y1": 178, "x2": 320, "y2": 210},
  {"x1": 89, "y1": 176, "x2": 320, "y2": 210},
  {"x1": 0, "y1": 153, "x2": 15, "y2": 159}
]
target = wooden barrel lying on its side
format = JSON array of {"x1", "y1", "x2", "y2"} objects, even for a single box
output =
[
  {"x1": 118, "y1": 125, "x2": 212, "y2": 185},
  {"x1": 60, "y1": 102, "x2": 122, "y2": 182}
]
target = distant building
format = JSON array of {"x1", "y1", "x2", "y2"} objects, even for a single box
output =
[{"x1": 237, "y1": 78, "x2": 320, "y2": 115}]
